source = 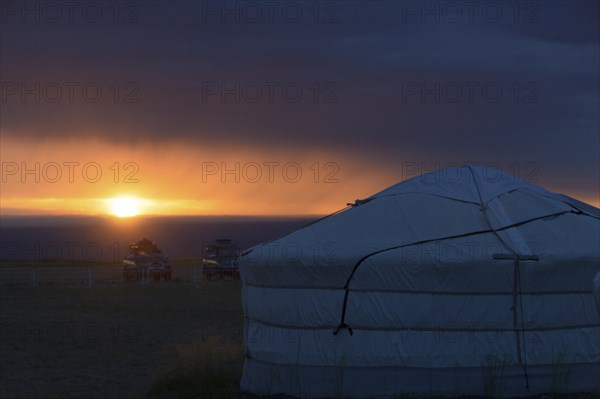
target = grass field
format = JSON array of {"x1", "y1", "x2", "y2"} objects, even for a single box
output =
[
  {"x1": 0, "y1": 260, "x2": 206, "y2": 286},
  {"x1": 0, "y1": 281, "x2": 245, "y2": 398}
]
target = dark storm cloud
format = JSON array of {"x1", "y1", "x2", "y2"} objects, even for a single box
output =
[{"x1": 1, "y1": 1, "x2": 598, "y2": 189}]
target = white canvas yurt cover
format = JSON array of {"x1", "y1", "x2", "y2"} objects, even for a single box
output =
[{"x1": 239, "y1": 165, "x2": 600, "y2": 398}]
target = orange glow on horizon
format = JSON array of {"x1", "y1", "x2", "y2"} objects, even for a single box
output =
[
  {"x1": 1, "y1": 137, "x2": 598, "y2": 216},
  {"x1": 0, "y1": 136, "x2": 377, "y2": 216}
]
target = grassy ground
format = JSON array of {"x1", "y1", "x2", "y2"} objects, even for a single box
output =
[
  {"x1": 0, "y1": 259, "x2": 204, "y2": 286},
  {"x1": 0, "y1": 282, "x2": 243, "y2": 398},
  {"x1": 0, "y1": 259, "x2": 201, "y2": 268}
]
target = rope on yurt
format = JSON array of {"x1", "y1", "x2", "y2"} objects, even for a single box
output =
[
  {"x1": 535, "y1": 192, "x2": 600, "y2": 220},
  {"x1": 332, "y1": 208, "x2": 576, "y2": 336},
  {"x1": 466, "y1": 165, "x2": 531, "y2": 391},
  {"x1": 333, "y1": 226, "x2": 508, "y2": 336}
]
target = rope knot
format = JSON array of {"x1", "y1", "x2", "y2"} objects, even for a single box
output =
[{"x1": 332, "y1": 323, "x2": 353, "y2": 336}]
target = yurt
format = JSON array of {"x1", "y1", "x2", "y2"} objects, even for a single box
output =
[{"x1": 239, "y1": 165, "x2": 600, "y2": 398}]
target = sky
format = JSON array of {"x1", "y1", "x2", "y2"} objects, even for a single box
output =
[{"x1": 1, "y1": 0, "x2": 599, "y2": 216}]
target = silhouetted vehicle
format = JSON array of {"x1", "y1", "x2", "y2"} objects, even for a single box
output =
[
  {"x1": 123, "y1": 237, "x2": 171, "y2": 282},
  {"x1": 202, "y1": 239, "x2": 240, "y2": 280}
]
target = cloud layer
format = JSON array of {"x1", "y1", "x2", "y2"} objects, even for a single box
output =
[{"x1": 1, "y1": 1, "x2": 598, "y2": 210}]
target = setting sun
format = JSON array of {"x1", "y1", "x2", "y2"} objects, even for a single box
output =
[{"x1": 110, "y1": 197, "x2": 142, "y2": 218}]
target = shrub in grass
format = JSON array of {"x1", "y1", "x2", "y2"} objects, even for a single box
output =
[{"x1": 149, "y1": 337, "x2": 243, "y2": 399}]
